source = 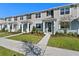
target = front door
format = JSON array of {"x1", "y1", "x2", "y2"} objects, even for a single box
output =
[
  {"x1": 45, "y1": 22, "x2": 52, "y2": 32},
  {"x1": 48, "y1": 22, "x2": 51, "y2": 32},
  {"x1": 23, "y1": 23, "x2": 27, "y2": 32}
]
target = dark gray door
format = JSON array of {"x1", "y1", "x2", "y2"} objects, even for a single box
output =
[{"x1": 45, "y1": 22, "x2": 52, "y2": 32}]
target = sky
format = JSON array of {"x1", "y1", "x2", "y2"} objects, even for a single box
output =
[{"x1": 0, "y1": 3, "x2": 71, "y2": 18}]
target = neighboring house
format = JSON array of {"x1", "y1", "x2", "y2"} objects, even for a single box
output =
[{"x1": 0, "y1": 3, "x2": 79, "y2": 35}]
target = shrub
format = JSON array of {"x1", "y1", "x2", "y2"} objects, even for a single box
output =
[
  {"x1": 55, "y1": 32, "x2": 65, "y2": 36},
  {"x1": 31, "y1": 26, "x2": 44, "y2": 36},
  {"x1": 67, "y1": 32, "x2": 74, "y2": 36},
  {"x1": 63, "y1": 29, "x2": 67, "y2": 34},
  {"x1": 67, "y1": 32, "x2": 78, "y2": 37},
  {"x1": 17, "y1": 29, "x2": 21, "y2": 33},
  {"x1": 1, "y1": 27, "x2": 5, "y2": 32},
  {"x1": 5, "y1": 30, "x2": 8, "y2": 32},
  {"x1": 73, "y1": 32, "x2": 78, "y2": 37}
]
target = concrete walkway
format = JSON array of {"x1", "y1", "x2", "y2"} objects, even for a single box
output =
[
  {"x1": 44, "y1": 46, "x2": 79, "y2": 56},
  {"x1": 0, "y1": 38, "x2": 25, "y2": 55},
  {"x1": 4, "y1": 33, "x2": 23, "y2": 38},
  {"x1": 36, "y1": 33, "x2": 51, "y2": 55}
]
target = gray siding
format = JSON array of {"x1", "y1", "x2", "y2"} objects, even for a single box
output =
[{"x1": 71, "y1": 19, "x2": 79, "y2": 30}]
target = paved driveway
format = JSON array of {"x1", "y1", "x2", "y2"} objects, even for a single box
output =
[{"x1": 44, "y1": 46, "x2": 79, "y2": 56}]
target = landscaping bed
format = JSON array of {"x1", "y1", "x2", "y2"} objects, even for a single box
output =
[
  {"x1": 48, "y1": 34, "x2": 79, "y2": 51},
  {"x1": 8, "y1": 33, "x2": 44, "y2": 44},
  {"x1": 0, "y1": 46, "x2": 23, "y2": 56}
]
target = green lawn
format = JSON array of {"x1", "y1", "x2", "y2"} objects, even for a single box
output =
[
  {"x1": 0, "y1": 46, "x2": 23, "y2": 56},
  {"x1": 0, "y1": 32, "x2": 19, "y2": 37},
  {"x1": 48, "y1": 35, "x2": 79, "y2": 51},
  {"x1": 8, "y1": 33, "x2": 44, "y2": 44}
]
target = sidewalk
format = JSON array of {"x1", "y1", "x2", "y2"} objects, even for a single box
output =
[
  {"x1": 44, "y1": 46, "x2": 79, "y2": 56},
  {"x1": 4, "y1": 33, "x2": 23, "y2": 38},
  {"x1": 0, "y1": 37, "x2": 25, "y2": 54}
]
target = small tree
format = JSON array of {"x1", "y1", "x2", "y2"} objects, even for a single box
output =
[{"x1": 31, "y1": 26, "x2": 36, "y2": 34}]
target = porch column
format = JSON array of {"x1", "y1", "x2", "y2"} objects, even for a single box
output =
[
  {"x1": 2, "y1": 24, "x2": 4, "y2": 29},
  {"x1": 0, "y1": 24, "x2": 3, "y2": 30},
  {"x1": 53, "y1": 21, "x2": 56, "y2": 35},
  {"x1": 58, "y1": 23, "x2": 61, "y2": 30},
  {"x1": 7, "y1": 24, "x2": 10, "y2": 32},
  {"x1": 77, "y1": 28, "x2": 79, "y2": 35},
  {"x1": 69, "y1": 21, "x2": 71, "y2": 30},
  {"x1": 11, "y1": 24, "x2": 14, "y2": 32},
  {"x1": 43, "y1": 22, "x2": 45, "y2": 33},
  {"x1": 21, "y1": 23, "x2": 24, "y2": 33},
  {"x1": 0, "y1": 24, "x2": 2, "y2": 30},
  {"x1": 18, "y1": 23, "x2": 20, "y2": 30},
  {"x1": 27, "y1": 23, "x2": 29, "y2": 33}
]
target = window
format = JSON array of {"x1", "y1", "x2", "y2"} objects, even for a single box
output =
[
  {"x1": 60, "y1": 22, "x2": 70, "y2": 29},
  {"x1": 27, "y1": 14, "x2": 31, "y2": 19},
  {"x1": 47, "y1": 10, "x2": 51, "y2": 16},
  {"x1": 60, "y1": 8, "x2": 70, "y2": 15},
  {"x1": 36, "y1": 24, "x2": 42, "y2": 28},
  {"x1": 36, "y1": 13, "x2": 41, "y2": 18},
  {"x1": 70, "y1": 5, "x2": 77, "y2": 8},
  {"x1": 60, "y1": 8, "x2": 64, "y2": 15},
  {"x1": 65, "y1": 8, "x2": 70, "y2": 14},
  {"x1": 20, "y1": 16, "x2": 23, "y2": 20},
  {"x1": 8, "y1": 18, "x2": 11, "y2": 21},
  {"x1": 36, "y1": 23, "x2": 43, "y2": 31},
  {"x1": 14, "y1": 17, "x2": 17, "y2": 21},
  {"x1": 5, "y1": 18, "x2": 7, "y2": 21}
]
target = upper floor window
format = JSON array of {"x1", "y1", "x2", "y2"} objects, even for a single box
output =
[
  {"x1": 36, "y1": 13, "x2": 41, "y2": 18},
  {"x1": 20, "y1": 16, "x2": 23, "y2": 20},
  {"x1": 65, "y1": 8, "x2": 70, "y2": 14},
  {"x1": 27, "y1": 14, "x2": 31, "y2": 19},
  {"x1": 4, "y1": 18, "x2": 7, "y2": 21},
  {"x1": 70, "y1": 5, "x2": 77, "y2": 8},
  {"x1": 14, "y1": 17, "x2": 17, "y2": 21},
  {"x1": 8, "y1": 18, "x2": 11, "y2": 21},
  {"x1": 60, "y1": 7, "x2": 70, "y2": 15},
  {"x1": 47, "y1": 10, "x2": 51, "y2": 16},
  {"x1": 60, "y1": 8, "x2": 64, "y2": 15}
]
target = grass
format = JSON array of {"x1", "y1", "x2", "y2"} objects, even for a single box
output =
[
  {"x1": 0, "y1": 32, "x2": 19, "y2": 37},
  {"x1": 8, "y1": 33, "x2": 44, "y2": 44},
  {"x1": 0, "y1": 46, "x2": 23, "y2": 56},
  {"x1": 48, "y1": 35, "x2": 79, "y2": 51}
]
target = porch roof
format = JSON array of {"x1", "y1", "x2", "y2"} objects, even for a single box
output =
[
  {"x1": 75, "y1": 17, "x2": 79, "y2": 21},
  {"x1": 42, "y1": 17, "x2": 57, "y2": 22},
  {"x1": 3, "y1": 20, "x2": 33, "y2": 24},
  {"x1": 59, "y1": 15, "x2": 75, "y2": 22},
  {"x1": 20, "y1": 20, "x2": 33, "y2": 24}
]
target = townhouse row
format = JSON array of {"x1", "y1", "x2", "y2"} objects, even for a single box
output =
[{"x1": 0, "y1": 3, "x2": 79, "y2": 34}]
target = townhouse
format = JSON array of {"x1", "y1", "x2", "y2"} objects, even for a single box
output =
[{"x1": 0, "y1": 3, "x2": 79, "y2": 35}]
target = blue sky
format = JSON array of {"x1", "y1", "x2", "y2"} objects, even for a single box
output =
[{"x1": 0, "y1": 3, "x2": 70, "y2": 18}]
